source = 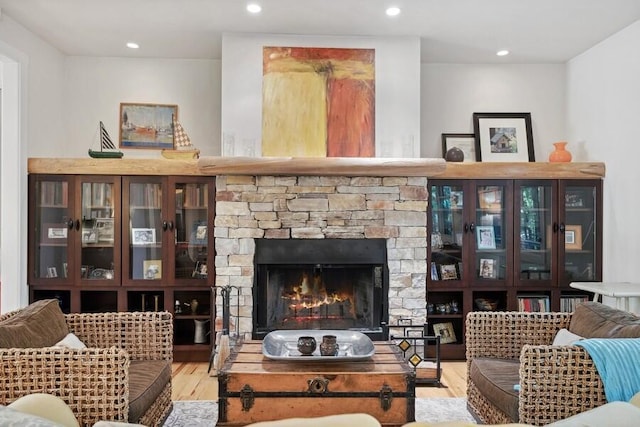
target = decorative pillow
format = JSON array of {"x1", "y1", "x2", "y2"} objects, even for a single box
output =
[
  {"x1": 0, "y1": 299, "x2": 69, "y2": 348},
  {"x1": 7, "y1": 393, "x2": 78, "y2": 427},
  {"x1": 569, "y1": 301, "x2": 640, "y2": 338},
  {"x1": 54, "y1": 333, "x2": 86, "y2": 349},
  {"x1": 0, "y1": 405, "x2": 67, "y2": 427},
  {"x1": 552, "y1": 328, "x2": 584, "y2": 346}
]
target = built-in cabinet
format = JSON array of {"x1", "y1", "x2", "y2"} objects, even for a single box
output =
[
  {"x1": 27, "y1": 159, "x2": 606, "y2": 362},
  {"x1": 28, "y1": 173, "x2": 214, "y2": 362},
  {"x1": 427, "y1": 178, "x2": 602, "y2": 359}
]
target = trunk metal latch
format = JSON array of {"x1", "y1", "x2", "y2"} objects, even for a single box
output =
[
  {"x1": 240, "y1": 384, "x2": 255, "y2": 411},
  {"x1": 379, "y1": 384, "x2": 393, "y2": 411},
  {"x1": 307, "y1": 377, "x2": 330, "y2": 393}
]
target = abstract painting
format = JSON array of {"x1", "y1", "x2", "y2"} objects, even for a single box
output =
[{"x1": 262, "y1": 47, "x2": 375, "y2": 157}]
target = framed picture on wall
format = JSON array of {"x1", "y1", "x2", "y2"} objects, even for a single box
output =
[
  {"x1": 473, "y1": 112, "x2": 535, "y2": 162},
  {"x1": 441, "y1": 133, "x2": 478, "y2": 162},
  {"x1": 119, "y1": 103, "x2": 177, "y2": 149}
]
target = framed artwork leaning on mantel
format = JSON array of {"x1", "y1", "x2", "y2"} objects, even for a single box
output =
[{"x1": 473, "y1": 112, "x2": 535, "y2": 162}]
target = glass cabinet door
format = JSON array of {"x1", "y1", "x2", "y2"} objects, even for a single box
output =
[
  {"x1": 123, "y1": 177, "x2": 166, "y2": 284},
  {"x1": 78, "y1": 177, "x2": 120, "y2": 283},
  {"x1": 30, "y1": 176, "x2": 74, "y2": 283},
  {"x1": 560, "y1": 181, "x2": 601, "y2": 284},
  {"x1": 514, "y1": 181, "x2": 555, "y2": 285},
  {"x1": 172, "y1": 178, "x2": 211, "y2": 284},
  {"x1": 429, "y1": 182, "x2": 465, "y2": 282},
  {"x1": 473, "y1": 182, "x2": 511, "y2": 282}
]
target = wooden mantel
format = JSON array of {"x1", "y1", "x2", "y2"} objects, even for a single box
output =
[
  {"x1": 196, "y1": 156, "x2": 447, "y2": 176},
  {"x1": 27, "y1": 157, "x2": 605, "y2": 179}
]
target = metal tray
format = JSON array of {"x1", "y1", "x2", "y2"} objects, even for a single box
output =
[{"x1": 262, "y1": 329, "x2": 375, "y2": 361}]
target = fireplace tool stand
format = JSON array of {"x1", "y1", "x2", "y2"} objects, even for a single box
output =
[
  {"x1": 383, "y1": 319, "x2": 442, "y2": 386},
  {"x1": 208, "y1": 285, "x2": 240, "y2": 373}
]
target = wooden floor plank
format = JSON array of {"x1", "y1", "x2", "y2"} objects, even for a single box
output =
[{"x1": 171, "y1": 361, "x2": 467, "y2": 401}]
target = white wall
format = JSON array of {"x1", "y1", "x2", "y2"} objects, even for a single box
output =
[
  {"x1": 222, "y1": 33, "x2": 421, "y2": 158},
  {"x1": 421, "y1": 64, "x2": 566, "y2": 159},
  {"x1": 62, "y1": 57, "x2": 221, "y2": 158},
  {"x1": 0, "y1": 15, "x2": 65, "y2": 312},
  {"x1": 566, "y1": 20, "x2": 640, "y2": 310}
]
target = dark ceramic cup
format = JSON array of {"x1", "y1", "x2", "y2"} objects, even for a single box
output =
[{"x1": 297, "y1": 336, "x2": 316, "y2": 355}]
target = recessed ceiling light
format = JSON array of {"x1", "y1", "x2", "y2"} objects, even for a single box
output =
[
  {"x1": 126, "y1": 42, "x2": 139, "y2": 49},
  {"x1": 386, "y1": 6, "x2": 401, "y2": 17},
  {"x1": 247, "y1": 3, "x2": 262, "y2": 13},
  {"x1": 496, "y1": 50, "x2": 510, "y2": 56}
]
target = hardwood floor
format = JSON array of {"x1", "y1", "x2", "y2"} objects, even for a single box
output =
[{"x1": 171, "y1": 361, "x2": 467, "y2": 401}]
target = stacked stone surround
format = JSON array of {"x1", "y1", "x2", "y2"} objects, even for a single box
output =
[{"x1": 214, "y1": 174, "x2": 428, "y2": 338}]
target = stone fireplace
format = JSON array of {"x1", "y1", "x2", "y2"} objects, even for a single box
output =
[
  {"x1": 253, "y1": 238, "x2": 388, "y2": 339},
  {"x1": 214, "y1": 174, "x2": 428, "y2": 340}
]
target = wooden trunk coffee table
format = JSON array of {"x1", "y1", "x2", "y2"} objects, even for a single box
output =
[{"x1": 217, "y1": 340, "x2": 415, "y2": 427}]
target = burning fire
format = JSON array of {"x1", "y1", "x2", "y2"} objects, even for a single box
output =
[{"x1": 282, "y1": 271, "x2": 352, "y2": 311}]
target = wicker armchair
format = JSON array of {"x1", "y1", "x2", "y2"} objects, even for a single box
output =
[
  {"x1": 465, "y1": 310, "x2": 607, "y2": 426},
  {"x1": 0, "y1": 308, "x2": 173, "y2": 427}
]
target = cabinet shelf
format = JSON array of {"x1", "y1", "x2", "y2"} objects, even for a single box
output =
[
  {"x1": 175, "y1": 314, "x2": 211, "y2": 320},
  {"x1": 427, "y1": 313, "x2": 464, "y2": 319}
]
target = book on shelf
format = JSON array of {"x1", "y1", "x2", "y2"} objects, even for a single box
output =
[
  {"x1": 560, "y1": 295, "x2": 590, "y2": 312},
  {"x1": 517, "y1": 294, "x2": 550, "y2": 312}
]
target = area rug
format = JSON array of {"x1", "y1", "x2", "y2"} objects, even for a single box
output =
[{"x1": 163, "y1": 397, "x2": 476, "y2": 426}]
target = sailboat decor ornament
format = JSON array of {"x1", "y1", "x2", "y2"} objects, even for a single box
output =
[
  {"x1": 161, "y1": 115, "x2": 200, "y2": 159},
  {"x1": 88, "y1": 121, "x2": 124, "y2": 158}
]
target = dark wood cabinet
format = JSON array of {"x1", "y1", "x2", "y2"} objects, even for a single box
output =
[
  {"x1": 427, "y1": 178, "x2": 602, "y2": 359},
  {"x1": 28, "y1": 172, "x2": 215, "y2": 362}
]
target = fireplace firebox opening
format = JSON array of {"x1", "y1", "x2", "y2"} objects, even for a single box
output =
[{"x1": 253, "y1": 238, "x2": 389, "y2": 340}]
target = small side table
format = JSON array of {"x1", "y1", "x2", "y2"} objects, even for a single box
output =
[{"x1": 570, "y1": 282, "x2": 640, "y2": 314}]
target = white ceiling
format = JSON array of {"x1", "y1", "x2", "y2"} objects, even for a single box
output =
[{"x1": 1, "y1": 0, "x2": 639, "y2": 63}]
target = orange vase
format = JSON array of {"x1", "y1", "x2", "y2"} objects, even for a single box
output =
[{"x1": 549, "y1": 141, "x2": 572, "y2": 163}]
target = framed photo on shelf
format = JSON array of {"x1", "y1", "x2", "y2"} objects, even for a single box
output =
[
  {"x1": 119, "y1": 103, "x2": 177, "y2": 149},
  {"x1": 195, "y1": 225, "x2": 207, "y2": 240},
  {"x1": 473, "y1": 112, "x2": 535, "y2": 162},
  {"x1": 81, "y1": 228, "x2": 98, "y2": 244},
  {"x1": 41, "y1": 224, "x2": 68, "y2": 244},
  {"x1": 132, "y1": 228, "x2": 156, "y2": 245},
  {"x1": 95, "y1": 218, "x2": 114, "y2": 243},
  {"x1": 479, "y1": 258, "x2": 496, "y2": 278},
  {"x1": 449, "y1": 191, "x2": 463, "y2": 209},
  {"x1": 143, "y1": 259, "x2": 162, "y2": 280},
  {"x1": 192, "y1": 261, "x2": 208, "y2": 278},
  {"x1": 478, "y1": 187, "x2": 502, "y2": 211},
  {"x1": 432, "y1": 322, "x2": 457, "y2": 344},
  {"x1": 439, "y1": 264, "x2": 458, "y2": 280},
  {"x1": 441, "y1": 133, "x2": 478, "y2": 162},
  {"x1": 565, "y1": 193, "x2": 585, "y2": 208},
  {"x1": 47, "y1": 266, "x2": 58, "y2": 278},
  {"x1": 476, "y1": 226, "x2": 496, "y2": 249},
  {"x1": 565, "y1": 225, "x2": 583, "y2": 250}
]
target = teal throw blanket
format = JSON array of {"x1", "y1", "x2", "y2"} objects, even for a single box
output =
[{"x1": 575, "y1": 338, "x2": 640, "y2": 402}]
